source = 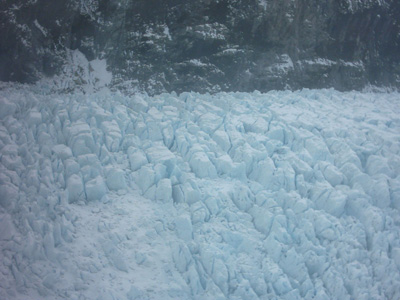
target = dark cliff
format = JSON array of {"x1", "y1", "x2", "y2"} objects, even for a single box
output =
[{"x1": 1, "y1": 0, "x2": 399, "y2": 94}]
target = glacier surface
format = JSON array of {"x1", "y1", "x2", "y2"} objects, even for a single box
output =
[{"x1": 0, "y1": 83, "x2": 400, "y2": 299}]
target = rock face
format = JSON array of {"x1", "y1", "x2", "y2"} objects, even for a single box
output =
[{"x1": 1, "y1": 0, "x2": 399, "y2": 94}]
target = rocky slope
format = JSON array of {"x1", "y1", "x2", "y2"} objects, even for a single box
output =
[{"x1": 1, "y1": 0, "x2": 399, "y2": 94}]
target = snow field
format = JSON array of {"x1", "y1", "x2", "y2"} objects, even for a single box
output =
[{"x1": 0, "y1": 83, "x2": 400, "y2": 299}]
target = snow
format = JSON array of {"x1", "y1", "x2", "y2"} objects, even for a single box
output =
[
  {"x1": 267, "y1": 54, "x2": 294, "y2": 74},
  {"x1": 193, "y1": 23, "x2": 227, "y2": 40},
  {"x1": 302, "y1": 58, "x2": 336, "y2": 66},
  {"x1": 33, "y1": 19, "x2": 47, "y2": 37},
  {"x1": 90, "y1": 59, "x2": 112, "y2": 87},
  {"x1": 188, "y1": 59, "x2": 208, "y2": 67},
  {"x1": 258, "y1": 0, "x2": 267, "y2": 11},
  {"x1": 41, "y1": 49, "x2": 112, "y2": 93},
  {"x1": 1, "y1": 83, "x2": 400, "y2": 299},
  {"x1": 300, "y1": 58, "x2": 365, "y2": 70},
  {"x1": 164, "y1": 25, "x2": 172, "y2": 40}
]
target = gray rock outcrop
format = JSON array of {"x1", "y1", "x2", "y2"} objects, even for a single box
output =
[{"x1": 1, "y1": 0, "x2": 399, "y2": 93}]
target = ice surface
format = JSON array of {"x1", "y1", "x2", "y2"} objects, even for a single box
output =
[
  {"x1": 1, "y1": 83, "x2": 400, "y2": 299},
  {"x1": 105, "y1": 167, "x2": 127, "y2": 191}
]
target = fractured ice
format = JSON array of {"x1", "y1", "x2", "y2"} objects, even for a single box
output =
[{"x1": 0, "y1": 84, "x2": 400, "y2": 299}]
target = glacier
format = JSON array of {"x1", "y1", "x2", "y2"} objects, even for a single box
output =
[{"x1": 0, "y1": 83, "x2": 400, "y2": 299}]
